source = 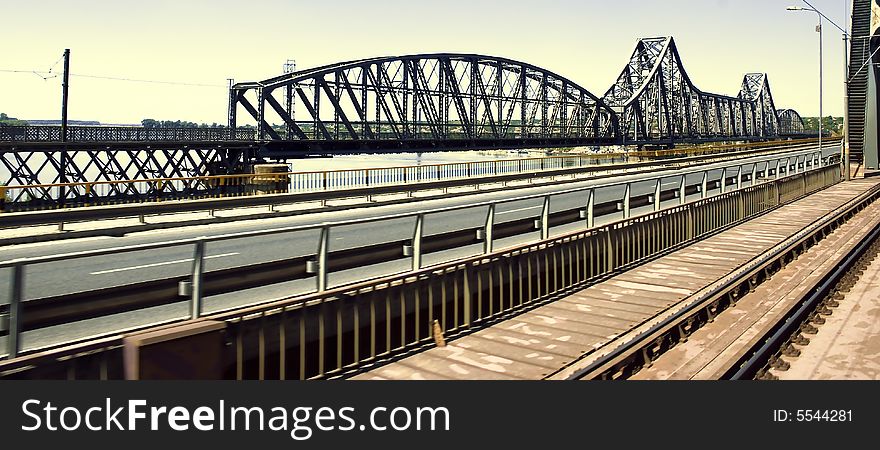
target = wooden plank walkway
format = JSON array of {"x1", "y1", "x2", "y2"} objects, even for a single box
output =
[
  {"x1": 353, "y1": 179, "x2": 880, "y2": 380},
  {"x1": 632, "y1": 189, "x2": 880, "y2": 380}
]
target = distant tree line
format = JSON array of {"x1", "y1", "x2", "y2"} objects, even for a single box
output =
[
  {"x1": 0, "y1": 113, "x2": 28, "y2": 126},
  {"x1": 802, "y1": 116, "x2": 844, "y2": 136},
  {"x1": 141, "y1": 119, "x2": 227, "y2": 129}
]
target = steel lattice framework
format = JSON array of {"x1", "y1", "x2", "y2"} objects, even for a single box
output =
[
  {"x1": 0, "y1": 36, "x2": 813, "y2": 195},
  {"x1": 602, "y1": 37, "x2": 783, "y2": 144},
  {"x1": 776, "y1": 109, "x2": 806, "y2": 135},
  {"x1": 0, "y1": 142, "x2": 257, "y2": 205},
  {"x1": 229, "y1": 54, "x2": 620, "y2": 155}
]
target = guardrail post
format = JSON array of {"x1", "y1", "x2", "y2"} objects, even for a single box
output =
[
  {"x1": 700, "y1": 172, "x2": 708, "y2": 199},
  {"x1": 653, "y1": 179, "x2": 661, "y2": 212},
  {"x1": 719, "y1": 168, "x2": 726, "y2": 194},
  {"x1": 586, "y1": 190, "x2": 595, "y2": 228},
  {"x1": 678, "y1": 175, "x2": 686, "y2": 205},
  {"x1": 686, "y1": 207, "x2": 695, "y2": 240},
  {"x1": 190, "y1": 240, "x2": 205, "y2": 319},
  {"x1": 463, "y1": 264, "x2": 472, "y2": 327},
  {"x1": 775, "y1": 160, "x2": 781, "y2": 179},
  {"x1": 622, "y1": 184, "x2": 631, "y2": 219},
  {"x1": 751, "y1": 164, "x2": 758, "y2": 186},
  {"x1": 484, "y1": 204, "x2": 495, "y2": 253},
  {"x1": 411, "y1": 214, "x2": 423, "y2": 271},
  {"x1": 541, "y1": 195, "x2": 550, "y2": 240},
  {"x1": 5, "y1": 263, "x2": 24, "y2": 359},
  {"x1": 317, "y1": 226, "x2": 330, "y2": 292}
]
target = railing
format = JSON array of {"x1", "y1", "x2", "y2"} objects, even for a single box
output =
[
  {"x1": 0, "y1": 137, "x2": 831, "y2": 212},
  {"x1": 208, "y1": 161, "x2": 846, "y2": 380},
  {"x1": 0, "y1": 126, "x2": 257, "y2": 142},
  {"x1": 0, "y1": 147, "x2": 834, "y2": 369}
]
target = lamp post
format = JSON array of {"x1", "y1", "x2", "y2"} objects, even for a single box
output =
[
  {"x1": 787, "y1": 6, "x2": 824, "y2": 167},
  {"x1": 788, "y1": 2, "x2": 851, "y2": 180}
]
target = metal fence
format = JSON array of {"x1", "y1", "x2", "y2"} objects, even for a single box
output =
[
  {"x1": 0, "y1": 126, "x2": 256, "y2": 142},
  {"x1": 221, "y1": 164, "x2": 839, "y2": 380},
  {"x1": 0, "y1": 148, "x2": 837, "y2": 378},
  {"x1": 0, "y1": 138, "x2": 828, "y2": 212}
]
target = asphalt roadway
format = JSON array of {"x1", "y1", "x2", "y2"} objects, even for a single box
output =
[{"x1": 0, "y1": 145, "x2": 838, "y2": 355}]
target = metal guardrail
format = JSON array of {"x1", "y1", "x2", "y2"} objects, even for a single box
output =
[
  {"x1": 560, "y1": 177, "x2": 880, "y2": 380},
  {"x1": 223, "y1": 163, "x2": 842, "y2": 380},
  {"x1": 1, "y1": 161, "x2": 839, "y2": 380},
  {"x1": 0, "y1": 126, "x2": 256, "y2": 142},
  {"x1": 0, "y1": 147, "x2": 834, "y2": 366},
  {"x1": 0, "y1": 139, "x2": 831, "y2": 224},
  {"x1": 0, "y1": 137, "x2": 828, "y2": 212}
]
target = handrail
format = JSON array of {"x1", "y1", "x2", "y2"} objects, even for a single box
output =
[
  {"x1": 0, "y1": 146, "x2": 831, "y2": 269},
  {"x1": 0, "y1": 137, "x2": 825, "y2": 191}
]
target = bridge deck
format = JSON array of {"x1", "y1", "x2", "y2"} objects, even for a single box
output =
[
  {"x1": 631, "y1": 190, "x2": 880, "y2": 379},
  {"x1": 353, "y1": 178, "x2": 880, "y2": 380}
]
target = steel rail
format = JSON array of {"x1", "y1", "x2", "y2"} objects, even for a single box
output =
[
  {"x1": 560, "y1": 180, "x2": 880, "y2": 380},
  {"x1": 725, "y1": 217, "x2": 880, "y2": 379}
]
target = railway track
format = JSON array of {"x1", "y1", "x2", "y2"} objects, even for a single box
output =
[
  {"x1": 729, "y1": 225, "x2": 880, "y2": 380},
  {"x1": 351, "y1": 176, "x2": 878, "y2": 381},
  {"x1": 573, "y1": 180, "x2": 880, "y2": 381}
]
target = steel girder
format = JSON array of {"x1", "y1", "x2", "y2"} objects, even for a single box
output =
[
  {"x1": 229, "y1": 54, "x2": 620, "y2": 155},
  {"x1": 776, "y1": 109, "x2": 805, "y2": 135},
  {"x1": 738, "y1": 73, "x2": 779, "y2": 137},
  {"x1": 602, "y1": 37, "x2": 783, "y2": 143},
  {"x1": 0, "y1": 143, "x2": 250, "y2": 203}
]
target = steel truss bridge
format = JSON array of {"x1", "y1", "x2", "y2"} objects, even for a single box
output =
[{"x1": 0, "y1": 36, "x2": 808, "y2": 190}]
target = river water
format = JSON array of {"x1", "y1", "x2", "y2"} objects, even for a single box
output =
[{"x1": 284, "y1": 146, "x2": 620, "y2": 172}]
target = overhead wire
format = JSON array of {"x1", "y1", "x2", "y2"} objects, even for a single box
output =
[{"x1": 0, "y1": 68, "x2": 225, "y2": 87}]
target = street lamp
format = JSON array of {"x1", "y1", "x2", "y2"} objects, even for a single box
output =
[
  {"x1": 787, "y1": 5, "x2": 824, "y2": 173},
  {"x1": 787, "y1": 2, "x2": 850, "y2": 180}
]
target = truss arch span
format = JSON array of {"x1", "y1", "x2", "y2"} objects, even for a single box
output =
[{"x1": 230, "y1": 53, "x2": 620, "y2": 152}]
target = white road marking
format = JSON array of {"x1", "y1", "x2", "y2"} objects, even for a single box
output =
[
  {"x1": 496, "y1": 205, "x2": 543, "y2": 215},
  {"x1": 90, "y1": 252, "x2": 240, "y2": 275}
]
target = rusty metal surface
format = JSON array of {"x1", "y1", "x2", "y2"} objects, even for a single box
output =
[
  {"x1": 356, "y1": 179, "x2": 880, "y2": 380},
  {"x1": 776, "y1": 240, "x2": 880, "y2": 379},
  {"x1": 633, "y1": 193, "x2": 880, "y2": 379}
]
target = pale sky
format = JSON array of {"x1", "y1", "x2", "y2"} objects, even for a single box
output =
[{"x1": 0, "y1": 0, "x2": 854, "y2": 124}]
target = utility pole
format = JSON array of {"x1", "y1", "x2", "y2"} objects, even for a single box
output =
[{"x1": 60, "y1": 48, "x2": 70, "y2": 205}]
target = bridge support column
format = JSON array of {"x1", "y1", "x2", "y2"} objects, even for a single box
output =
[
  {"x1": 123, "y1": 321, "x2": 226, "y2": 380},
  {"x1": 246, "y1": 163, "x2": 291, "y2": 195}
]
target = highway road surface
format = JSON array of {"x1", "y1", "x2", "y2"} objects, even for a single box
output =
[{"x1": 0, "y1": 145, "x2": 837, "y2": 355}]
